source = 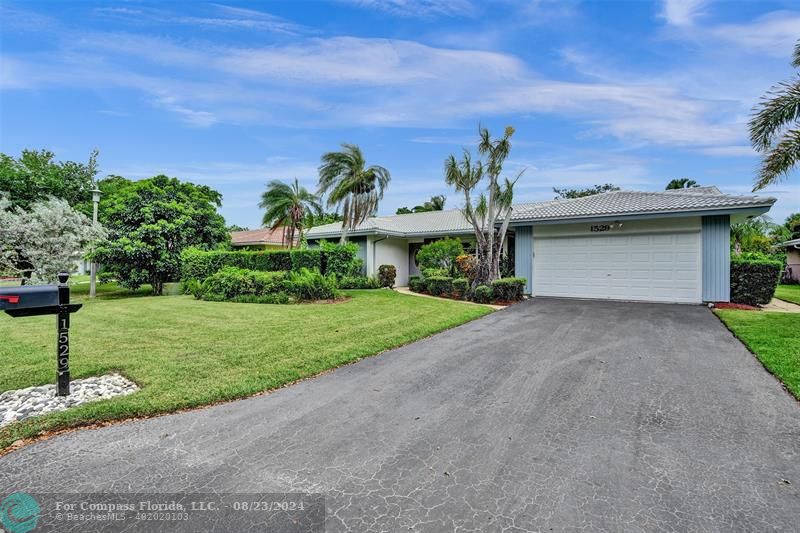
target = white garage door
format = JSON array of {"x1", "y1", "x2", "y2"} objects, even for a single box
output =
[{"x1": 533, "y1": 232, "x2": 701, "y2": 303}]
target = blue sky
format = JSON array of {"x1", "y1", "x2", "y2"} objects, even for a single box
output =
[{"x1": 1, "y1": 0, "x2": 798, "y2": 228}]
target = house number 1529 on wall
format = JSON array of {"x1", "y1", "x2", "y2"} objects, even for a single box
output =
[{"x1": 590, "y1": 224, "x2": 612, "y2": 232}]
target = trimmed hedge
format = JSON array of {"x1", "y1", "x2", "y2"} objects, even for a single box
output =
[
  {"x1": 285, "y1": 269, "x2": 339, "y2": 301},
  {"x1": 472, "y1": 284, "x2": 492, "y2": 303},
  {"x1": 426, "y1": 276, "x2": 453, "y2": 296},
  {"x1": 291, "y1": 249, "x2": 321, "y2": 272},
  {"x1": 378, "y1": 264, "x2": 396, "y2": 288},
  {"x1": 181, "y1": 243, "x2": 360, "y2": 282},
  {"x1": 491, "y1": 277, "x2": 526, "y2": 301},
  {"x1": 408, "y1": 276, "x2": 426, "y2": 293},
  {"x1": 730, "y1": 256, "x2": 782, "y2": 305},
  {"x1": 452, "y1": 278, "x2": 469, "y2": 299}
]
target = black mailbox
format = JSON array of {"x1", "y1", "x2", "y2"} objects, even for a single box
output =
[
  {"x1": 0, "y1": 273, "x2": 82, "y2": 395},
  {"x1": 0, "y1": 285, "x2": 61, "y2": 316}
]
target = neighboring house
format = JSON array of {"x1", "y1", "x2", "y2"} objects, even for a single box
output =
[
  {"x1": 777, "y1": 238, "x2": 800, "y2": 282},
  {"x1": 230, "y1": 227, "x2": 297, "y2": 250},
  {"x1": 306, "y1": 187, "x2": 775, "y2": 304}
]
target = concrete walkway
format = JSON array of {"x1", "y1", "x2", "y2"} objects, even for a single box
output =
[
  {"x1": 1, "y1": 299, "x2": 798, "y2": 531},
  {"x1": 394, "y1": 286, "x2": 506, "y2": 309},
  {"x1": 762, "y1": 297, "x2": 800, "y2": 313}
]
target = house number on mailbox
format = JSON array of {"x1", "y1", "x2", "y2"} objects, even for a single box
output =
[{"x1": 590, "y1": 224, "x2": 612, "y2": 232}]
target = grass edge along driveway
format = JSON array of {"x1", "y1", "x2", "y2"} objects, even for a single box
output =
[
  {"x1": 715, "y1": 309, "x2": 800, "y2": 400},
  {"x1": 0, "y1": 290, "x2": 492, "y2": 451}
]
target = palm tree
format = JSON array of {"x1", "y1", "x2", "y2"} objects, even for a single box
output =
[
  {"x1": 665, "y1": 178, "x2": 699, "y2": 190},
  {"x1": 259, "y1": 178, "x2": 322, "y2": 249},
  {"x1": 318, "y1": 143, "x2": 391, "y2": 242},
  {"x1": 749, "y1": 40, "x2": 800, "y2": 191}
]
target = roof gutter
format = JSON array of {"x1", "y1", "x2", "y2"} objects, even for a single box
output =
[{"x1": 508, "y1": 204, "x2": 776, "y2": 226}]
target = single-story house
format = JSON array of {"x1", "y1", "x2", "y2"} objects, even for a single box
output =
[
  {"x1": 230, "y1": 227, "x2": 297, "y2": 250},
  {"x1": 307, "y1": 187, "x2": 775, "y2": 304},
  {"x1": 777, "y1": 238, "x2": 800, "y2": 282}
]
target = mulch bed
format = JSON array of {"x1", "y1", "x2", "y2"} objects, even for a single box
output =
[{"x1": 712, "y1": 302, "x2": 760, "y2": 311}]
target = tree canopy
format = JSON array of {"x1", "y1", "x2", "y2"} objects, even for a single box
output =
[
  {"x1": 0, "y1": 149, "x2": 99, "y2": 215},
  {"x1": 0, "y1": 196, "x2": 105, "y2": 283},
  {"x1": 396, "y1": 195, "x2": 446, "y2": 215},
  {"x1": 92, "y1": 175, "x2": 227, "y2": 295},
  {"x1": 665, "y1": 178, "x2": 700, "y2": 190},
  {"x1": 318, "y1": 143, "x2": 390, "y2": 242},
  {"x1": 553, "y1": 184, "x2": 619, "y2": 199},
  {"x1": 444, "y1": 125, "x2": 520, "y2": 284},
  {"x1": 259, "y1": 178, "x2": 322, "y2": 248}
]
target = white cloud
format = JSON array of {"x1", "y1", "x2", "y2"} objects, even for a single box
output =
[
  {"x1": 339, "y1": 0, "x2": 476, "y2": 18},
  {"x1": 3, "y1": 26, "x2": 754, "y2": 147},
  {"x1": 710, "y1": 11, "x2": 800, "y2": 56},
  {"x1": 660, "y1": 0, "x2": 708, "y2": 27},
  {"x1": 700, "y1": 145, "x2": 757, "y2": 157}
]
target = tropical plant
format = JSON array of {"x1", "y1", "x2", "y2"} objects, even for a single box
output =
[
  {"x1": 665, "y1": 178, "x2": 700, "y2": 190},
  {"x1": 445, "y1": 125, "x2": 521, "y2": 284},
  {"x1": 553, "y1": 184, "x2": 619, "y2": 199},
  {"x1": 318, "y1": 144, "x2": 391, "y2": 242},
  {"x1": 0, "y1": 196, "x2": 105, "y2": 283},
  {"x1": 259, "y1": 178, "x2": 321, "y2": 249},
  {"x1": 396, "y1": 195, "x2": 446, "y2": 214},
  {"x1": 749, "y1": 40, "x2": 800, "y2": 191},
  {"x1": 731, "y1": 216, "x2": 788, "y2": 257},
  {"x1": 92, "y1": 175, "x2": 227, "y2": 295}
]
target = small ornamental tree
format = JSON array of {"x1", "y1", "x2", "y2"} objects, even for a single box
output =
[
  {"x1": 444, "y1": 126, "x2": 522, "y2": 285},
  {"x1": 92, "y1": 175, "x2": 227, "y2": 295},
  {"x1": 0, "y1": 196, "x2": 105, "y2": 283}
]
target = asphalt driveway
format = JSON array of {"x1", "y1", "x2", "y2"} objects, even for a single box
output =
[{"x1": 2, "y1": 298, "x2": 799, "y2": 531}]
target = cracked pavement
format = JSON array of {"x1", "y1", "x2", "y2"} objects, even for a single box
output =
[{"x1": 2, "y1": 298, "x2": 799, "y2": 531}]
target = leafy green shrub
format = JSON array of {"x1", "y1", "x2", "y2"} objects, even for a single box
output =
[
  {"x1": 491, "y1": 277, "x2": 526, "y2": 301},
  {"x1": 284, "y1": 268, "x2": 340, "y2": 301},
  {"x1": 320, "y1": 240, "x2": 362, "y2": 277},
  {"x1": 426, "y1": 276, "x2": 453, "y2": 296},
  {"x1": 472, "y1": 284, "x2": 492, "y2": 303},
  {"x1": 452, "y1": 278, "x2": 469, "y2": 299},
  {"x1": 378, "y1": 264, "x2": 396, "y2": 288},
  {"x1": 417, "y1": 238, "x2": 464, "y2": 276},
  {"x1": 730, "y1": 256, "x2": 782, "y2": 305},
  {"x1": 408, "y1": 276, "x2": 426, "y2": 293},
  {"x1": 266, "y1": 251, "x2": 292, "y2": 272},
  {"x1": 337, "y1": 275, "x2": 380, "y2": 289},
  {"x1": 291, "y1": 249, "x2": 322, "y2": 272},
  {"x1": 199, "y1": 267, "x2": 287, "y2": 301},
  {"x1": 422, "y1": 267, "x2": 449, "y2": 278}
]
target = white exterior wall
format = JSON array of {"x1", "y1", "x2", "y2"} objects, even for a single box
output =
[{"x1": 371, "y1": 237, "x2": 410, "y2": 286}]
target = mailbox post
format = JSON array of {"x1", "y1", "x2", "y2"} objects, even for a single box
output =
[
  {"x1": 57, "y1": 272, "x2": 71, "y2": 396},
  {"x1": 0, "y1": 272, "x2": 82, "y2": 396}
]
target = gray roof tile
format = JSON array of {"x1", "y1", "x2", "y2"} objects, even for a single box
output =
[{"x1": 306, "y1": 188, "x2": 775, "y2": 238}]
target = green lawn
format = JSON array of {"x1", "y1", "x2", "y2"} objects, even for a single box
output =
[
  {"x1": 716, "y1": 310, "x2": 800, "y2": 400},
  {"x1": 775, "y1": 284, "x2": 800, "y2": 305},
  {"x1": 0, "y1": 290, "x2": 491, "y2": 450}
]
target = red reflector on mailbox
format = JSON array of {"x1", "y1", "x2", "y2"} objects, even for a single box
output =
[{"x1": 0, "y1": 295, "x2": 19, "y2": 304}]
